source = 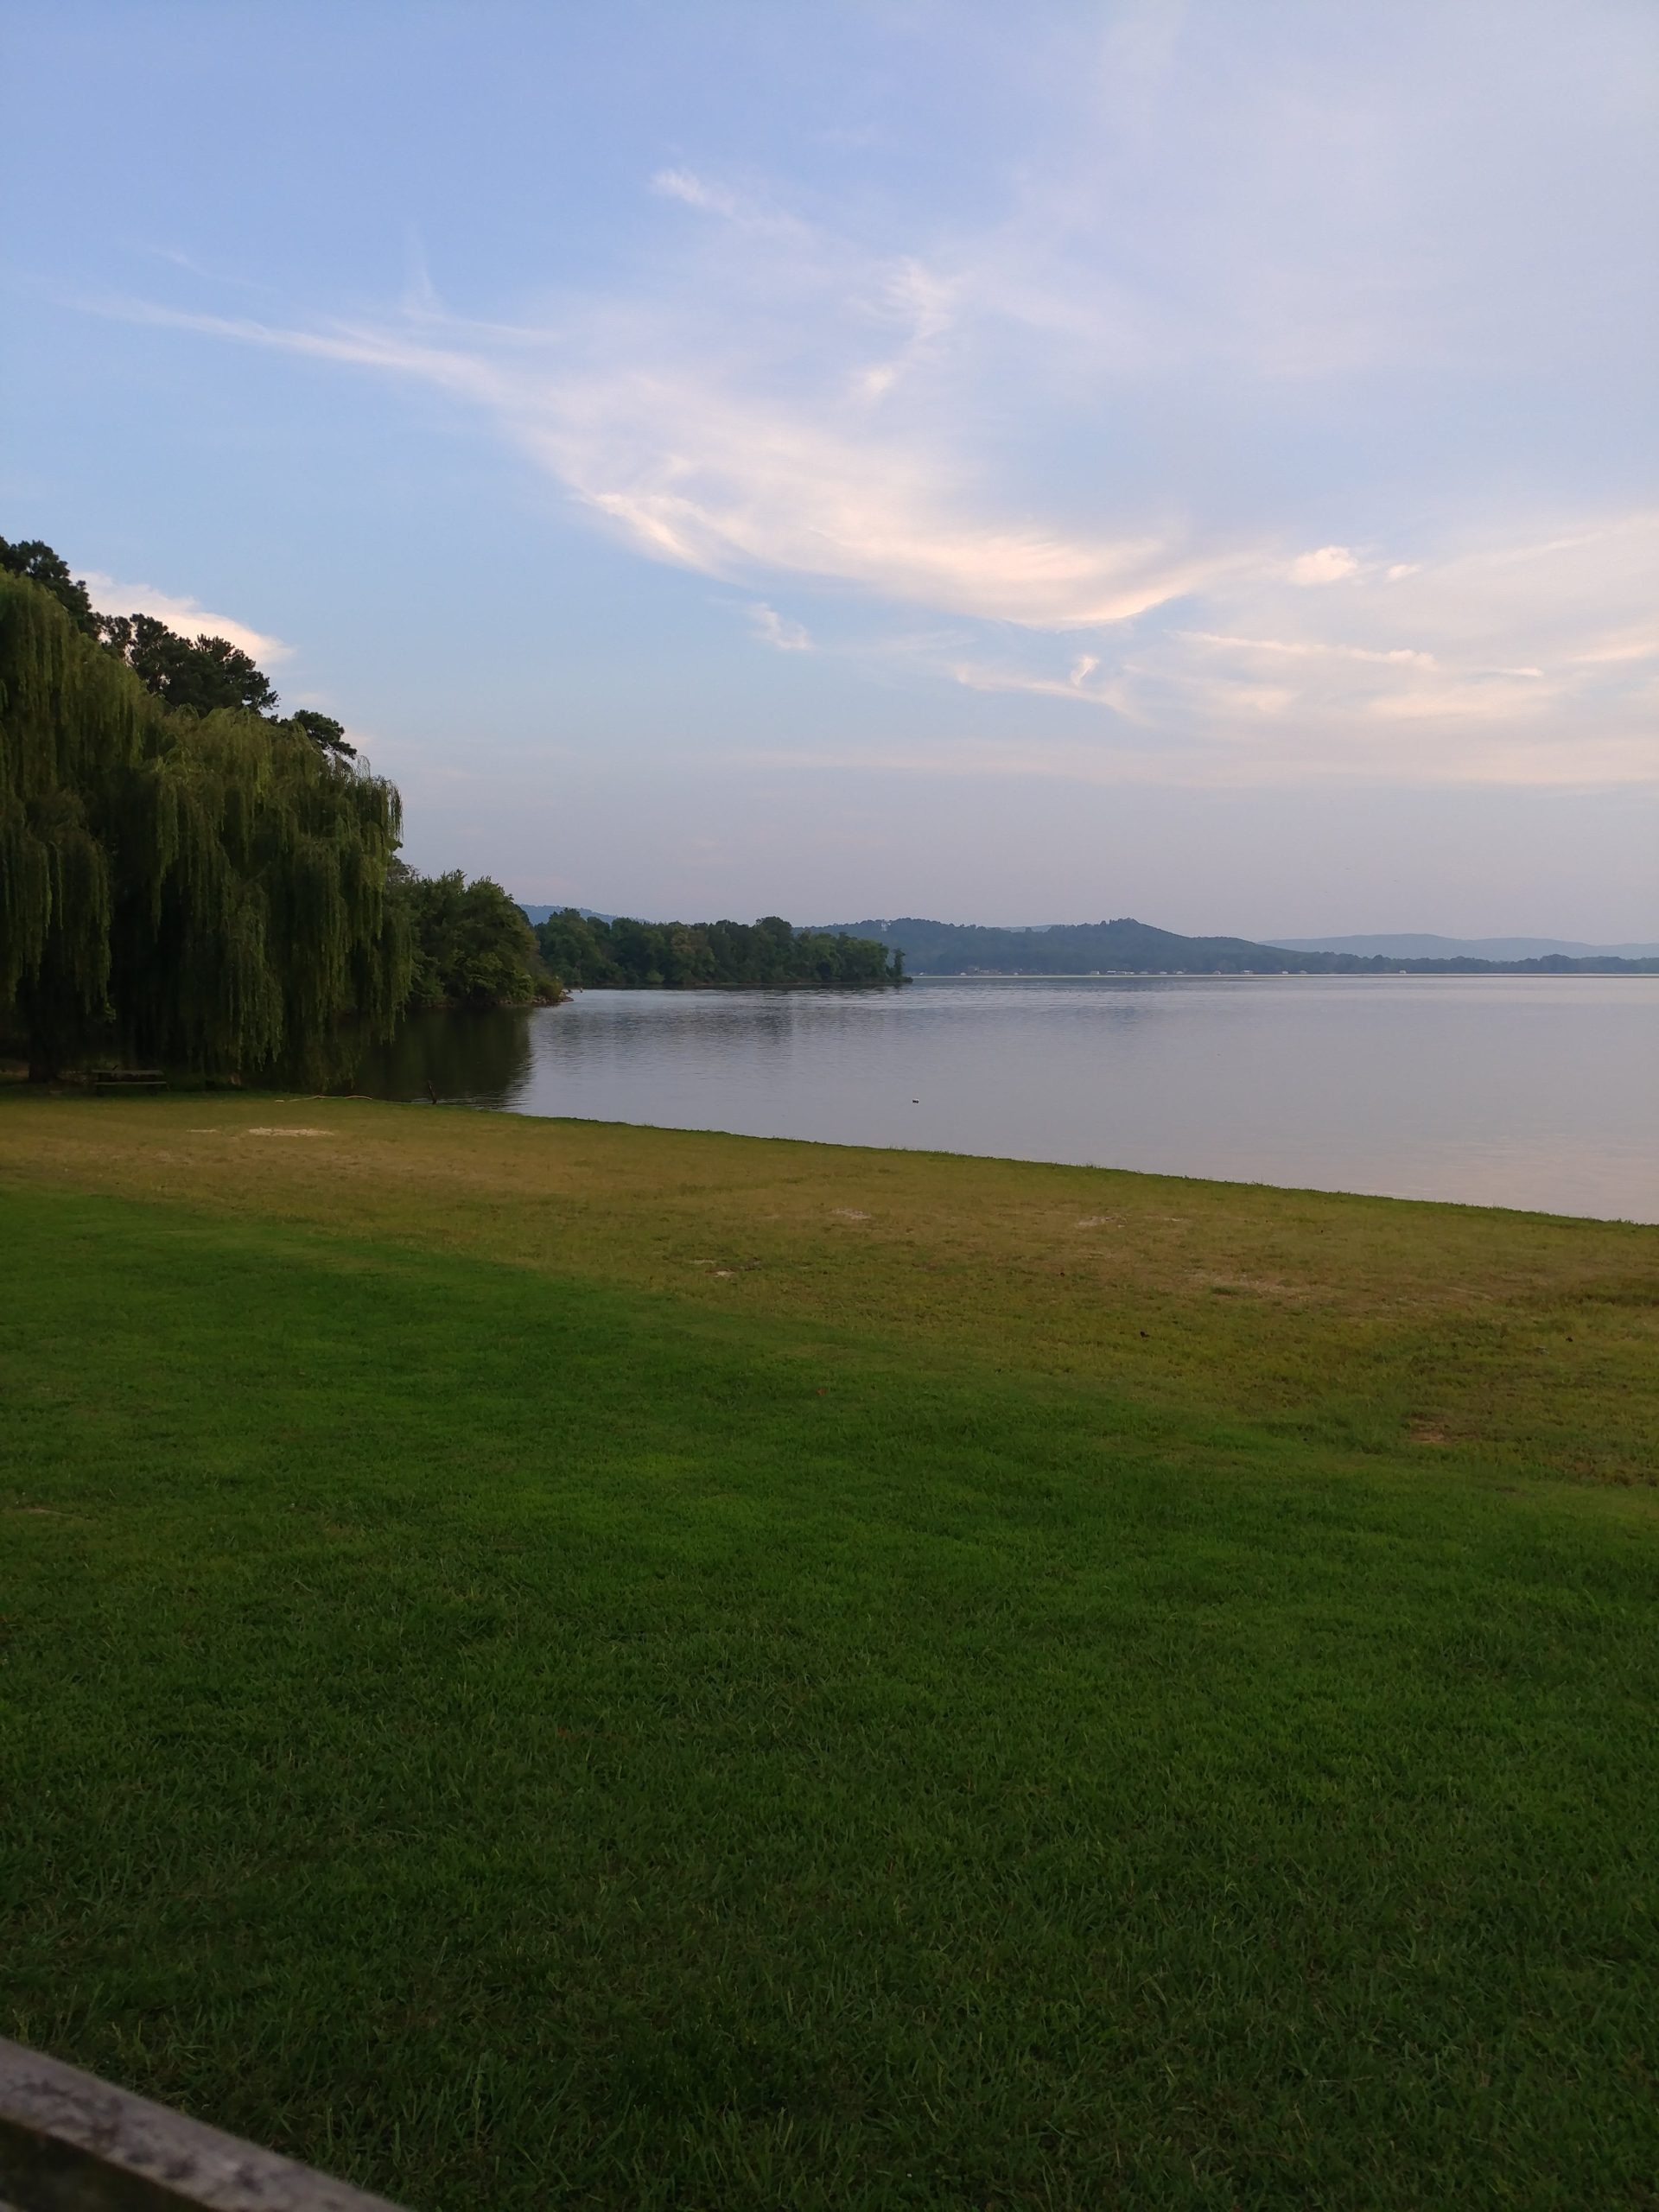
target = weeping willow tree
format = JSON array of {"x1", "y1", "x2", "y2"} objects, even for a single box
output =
[{"x1": 2, "y1": 571, "x2": 410, "y2": 1079}]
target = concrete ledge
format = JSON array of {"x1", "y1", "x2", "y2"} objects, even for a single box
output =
[{"x1": 0, "y1": 2040, "x2": 404, "y2": 2212}]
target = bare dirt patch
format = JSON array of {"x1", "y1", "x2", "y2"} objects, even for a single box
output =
[{"x1": 1192, "y1": 1271, "x2": 1325, "y2": 1303}]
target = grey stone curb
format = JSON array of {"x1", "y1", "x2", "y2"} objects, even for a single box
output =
[{"x1": 0, "y1": 2039, "x2": 405, "y2": 2212}]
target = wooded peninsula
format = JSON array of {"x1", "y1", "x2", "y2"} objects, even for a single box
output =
[{"x1": 531, "y1": 908, "x2": 903, "y2": 989}]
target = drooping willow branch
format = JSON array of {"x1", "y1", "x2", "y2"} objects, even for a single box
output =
[{"x1": 1, "y1": 573, "x2": 410, "y2": 1077}]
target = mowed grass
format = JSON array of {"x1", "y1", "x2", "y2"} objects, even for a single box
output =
[{"x1": 3, "y1": 1095, "x2": 1657, "y2": 2209}]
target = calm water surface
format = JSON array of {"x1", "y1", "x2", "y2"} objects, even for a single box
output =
[{"x1": 353, "y1": 976, "x2": 1659, "y2": 1222}]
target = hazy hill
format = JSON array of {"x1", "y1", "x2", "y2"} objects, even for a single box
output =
[
  {"x1": 518, "y1": 904, "x2": 613, "y2": 927},
  {"x1": 826, "y1": 917, "x2": 1659, "y2": 977},
  {"x1": 1269, "y1": 932, "x2": 1659, "y2": 961},
  {"x1": 827, "y1": 917, "x2": 1325, "y2": 974}
]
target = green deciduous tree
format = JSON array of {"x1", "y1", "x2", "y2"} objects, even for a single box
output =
[
  {"x1": 98, "y1": 612, "x2": 281, "y2": 716},
  {"x1": 397, "y1": 866, "x2": 563, "y2": 1010},
  {"x1": 530, "y1": 908, "x2": 903, "y2": 988},
  {"x1": 3, "y1": 533, "x2": 362, "y2": 760},
  {"x1": 0, "y1": 537, "x2": 99, "y2": 636},
  {"x1": 2, "y1": 570, "x2": 409, "y2": 1078},
  {"x1": 289, "y1": 709, "x2": 357, "y2": 760}
]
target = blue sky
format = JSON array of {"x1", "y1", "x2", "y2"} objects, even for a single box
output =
[{"x1": 4, "y1": 0, "x2": 1656, "y2": 933}]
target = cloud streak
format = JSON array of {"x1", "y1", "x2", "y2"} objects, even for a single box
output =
[
  {"x1": 749, "y1": 602, "x2": 813, "y2": 652},
  {"x1": 95, "y1": 5, "x2": 1659, "y2": 798},
  {"x1": 81, "y1": 568, "x2": 291, "y2": 664},
  {"x1": 929, "y1": 512, "x2": 1659, "y2": 785},
  {"x1": 106, "y1": 278, "x2": 1656, "y2": 788},
  {"x1": 107, "y1": 296, "x2": 1239, "y2": 630}
]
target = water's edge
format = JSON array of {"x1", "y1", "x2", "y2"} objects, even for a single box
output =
[{"x1": 346, "y1": 977, "x2": 1659, "y2": 1224}]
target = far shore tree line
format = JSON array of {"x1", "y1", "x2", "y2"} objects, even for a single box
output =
[
  {"x1": 531, "y1": 909, "x2": 905, "y2": 989},
  {"x1": 1, "y1": 539, "x2": 558, "y2": 1082}
]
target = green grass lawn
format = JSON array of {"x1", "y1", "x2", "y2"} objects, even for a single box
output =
[{"x1": 3, "y1": 1096, "x2": 1657, "y2": 2209}]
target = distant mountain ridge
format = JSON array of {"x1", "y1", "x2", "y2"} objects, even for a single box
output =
[
  {"x1": 823, "y1": 917, "x2": 1659, "y2": 977},
  {"x1": 1268, "y1": 932, "x2": 1659, "y2": 961}
]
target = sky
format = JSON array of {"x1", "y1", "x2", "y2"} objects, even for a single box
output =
[{"x1": 3, "y1": 0, "x2": 1656, "y2": 937}]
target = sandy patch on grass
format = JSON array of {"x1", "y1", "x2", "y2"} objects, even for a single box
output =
[{"x1": 1192, "y1": 1271, "x2": 1325, "y2": 1302}]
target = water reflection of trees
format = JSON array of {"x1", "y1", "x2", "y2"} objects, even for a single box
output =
[{"x1": 340, "y1": 1008, "x2": 534, "y2": 1103}]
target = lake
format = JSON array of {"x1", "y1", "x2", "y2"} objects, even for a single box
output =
[{"x1": 350, "y1": 976, "x2": 1659, "y2": 1223}]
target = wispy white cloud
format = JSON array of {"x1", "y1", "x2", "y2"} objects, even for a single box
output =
[
  {"x1": 1179, "y1": 631, "x2": 1440, "y2": 668},
  {"x1": 853, "y1": 257, "x2": 961, "y2": 402},
  {"x1": 893, "y1": 511, "x2": 1659, "y2": 786},
  {"x1": 95, "y1": 12, "x2": 1659, "y2": 798},
  {"x1": 101, "y1": 296, "x2": 1243, "y2": 628},
  {"x1": 951, "y1": 657, "x2": 1141, "y2": 719},
  {"x1": 652, "y1": 167, "x2": 743, "y2": 218},
  {"x1": 1287, "y1": 545, "x2": 1361, "y2": 584},
  {"x1": 1566, "y1": 627, "x2": 1659, "y2": 667},
  {"x1": 749, "y1": 602, "x2": 813, "y2": 652},
  {"x1": 80, "y1": 569, "x2": 291, "y2": 664},
  {"x1": 649, "y1": 166, "x2": 813, "y2": 245},
  {"x1": 103, "y1": 277, "x2": 1658, "y2": 786},
  {"x1": 734, "y1": 714, "x2": 1659, "y2": 791}
]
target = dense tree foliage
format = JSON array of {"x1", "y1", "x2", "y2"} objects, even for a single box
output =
[
  {"x1": 289, "y1": 709, "x2": 357, "y2": 760},
  {"x1": 1, "y1": 534, "x2": 354, "y2": 755},
  {"x1": 2, "y1": 570, "x2": 410, "y2": 1078},
  {"x1": 0, "y1": 537, "x2": 99, "y2": 634},
  {"x1": 533, "y1": 909, "x2": 904, "y2": 988},
  {"x1": 397, "y1": 865, "x2": 562, "y2": 1010},
  {"x1": 98, "y1": 613, "x2": 280, "y2": 717}
]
